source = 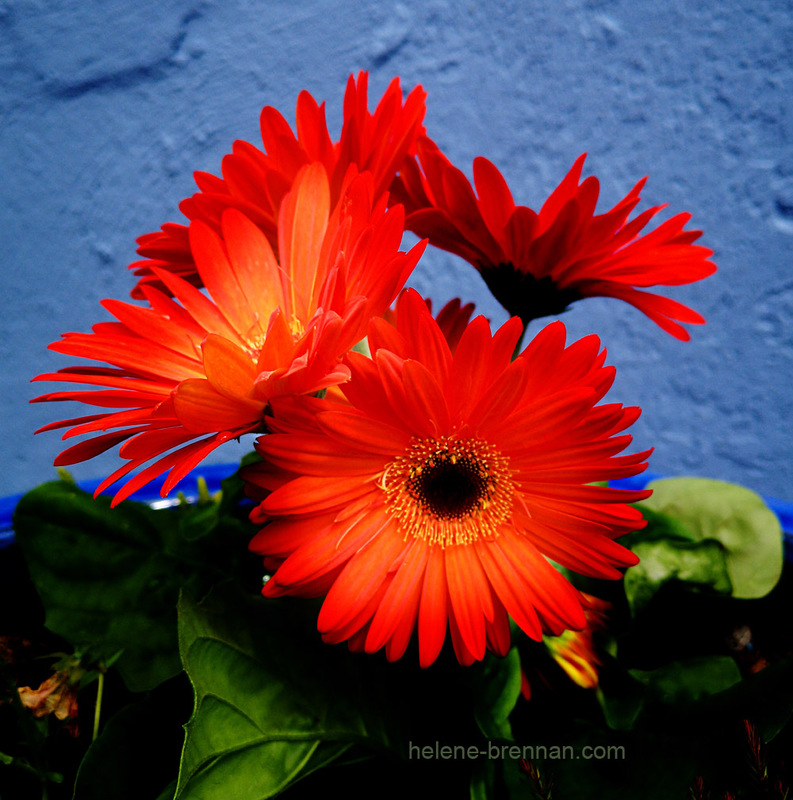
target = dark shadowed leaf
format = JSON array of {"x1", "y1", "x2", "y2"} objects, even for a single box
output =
[
  {"x1": 72, "y1": 677, "x2": 190, "y2": 800},
  {"x1": 13, "y1": 480, "x2": 255, "y2": 691},
  {"x1": 472, "y1": 647, "x2": 522, "y2": 741},
  {"x1": 628, "y1": 656, "x2": 742, "y2": 706},
  {"x1": 175, "y1": 585, "x2": 411, "y2": 799}
]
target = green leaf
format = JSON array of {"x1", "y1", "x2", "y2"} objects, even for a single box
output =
[
  {"x1": 469, "y1": 758, "x2": 496, "y2": 800},
  {"x1": 472, "y1": 648, "x2": 522, "y2": 741},
  {"x1": 177, "y1": 500, "x2": 220, "y2": 543},
  {"x1": 629, "y1": 656, "x2": 742, "y2": 706},
  {"x1": 599, "y1": 656, "x2": 743, "y2": 732},
  {"x1": 624, "y1": 537, "x2": 732, "y2": 614},
  {"x1": 531, "y1": 655, "x2": 793, "y2": 800},
  {"x1": 73, "y1": 685, "x2": 188, "y2": 800},
  {"x1": 537, "y1": 721, "x2": 700, "y2": 800},
  {"x1": 12, "y1": 480, "x2": 252, "y2": 691},
  {"x1": 620, "y1": 504, "x2": 698, "y2": 548},
  {"x1": 597, "y1": 660, "x2": 648, "y2": 731},
  {"x1": 623, "y1": 478, "x2": 783, "y2": 614},
  {"x1": 641, "y1": 478, "x2": 783, "y2": 599},
  {"x1": 155, "y1": 780, "x2": 178, "y2": 800},
  {"x1": 175, "y1": 586, "x2": 407, "y2": 800},
  {"x1": 706, "y1": 656, "x2": 793, "y2": 743}
]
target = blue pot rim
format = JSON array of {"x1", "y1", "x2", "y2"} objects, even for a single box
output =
[
  {"x1": 2, "y1": 467, "x2": 793, "y2": 559},
  {"x1": 0, "y1": 463, "x2": 234, "y2": 549}
]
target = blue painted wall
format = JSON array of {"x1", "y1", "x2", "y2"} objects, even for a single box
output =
[{"x1": 2, "y1": 0, "x2": 792, "y2": 500}]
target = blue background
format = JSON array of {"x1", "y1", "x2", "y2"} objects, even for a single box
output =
[{"x1": 2, "y1": 0, "x2": 792, "y2": 500}]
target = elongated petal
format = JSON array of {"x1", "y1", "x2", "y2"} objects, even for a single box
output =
[{"x1": 172, "y1": 379, "x2": 262, "y2": 434}]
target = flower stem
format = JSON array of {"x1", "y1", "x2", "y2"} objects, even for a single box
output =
[
  {"x1": 512, "y1": 316, "x2": 531, "y2": 359},
  {"x1": 92, "y1": 670, "x2": 105, "y2": 742}
]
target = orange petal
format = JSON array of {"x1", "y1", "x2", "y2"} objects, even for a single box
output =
[
  {"x1": 172, "y1": 378, "x2": 262, "y2": 434},
  {"x1": 278, "y1": 162, "x2": 331, "y2": 320},
  {"x1": 201, "y1": 334, "x2": 257, "y2": 399}
]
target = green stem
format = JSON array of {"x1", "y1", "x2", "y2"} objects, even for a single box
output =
[
  {"x1": 92, "y1": 670, "x2": 105, "y2": 742},
  {"x1": 512, "y1": 316, "x2": 532, "y2": 359}
]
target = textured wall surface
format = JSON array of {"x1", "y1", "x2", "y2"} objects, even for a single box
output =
[{"x1": 2, "y1": 0, "x2": 792, "y2": 499}]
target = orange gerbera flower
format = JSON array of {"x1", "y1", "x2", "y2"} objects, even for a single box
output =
[
  {"x1": 246, "y1": 289, "x2": 651, "y2": 666},
  {"x1": 32, "y1": 165, "x2": 424, "y2": 506},
  {"x1": 392, "y1": 140, "x2": 717, "y2": 340},
  {"x1": 130, "y1": 71, "x2": 427, "y2": 298}
]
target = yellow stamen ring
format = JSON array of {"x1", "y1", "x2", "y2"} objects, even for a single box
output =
[{"x1": 381, "y1": 437, "x2": 514, "y2": 547}]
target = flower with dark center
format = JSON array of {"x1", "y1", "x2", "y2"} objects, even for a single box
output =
[
  {"x1": 392, "y1": 139, "x2": 716, "y2": 340},
  {"x1": 245, "y1": 289, "x2": 652, "y2": 666}
]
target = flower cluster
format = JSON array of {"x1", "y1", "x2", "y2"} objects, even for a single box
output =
[{"x1": 33, "y1": 72, "x2": 716, "y2": 666}]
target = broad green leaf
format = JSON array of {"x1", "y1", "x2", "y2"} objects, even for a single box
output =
[
  {"x1": 629, "y1": 656, "x2": 742, "y2": 706},
  {"x1": 598, "y1": 661, "x2": 647, "y2": 731},
  {"x1": 73, "y1": 688, "x2": 187, "y2": 800},
  {"x1": 624, "y1": 538, "x2": 732, "y2": 614},
  {"x1": 526, "y1": 652, "x2": 791, "y2": 800},
  {"x1": 472, "y1": 648, "x2": 522, "y2": 741},
  {"x1": 176, "y1": 586, "x2": 407, "y2": 800},
  {"x1": 623, "y1": 478, "x2": 783, "y2": 614},
  {"x1": 13, "y1": 480, "x2": 254, "y2": 691},
  {"x1": 599, "y1": 656, "x2": 742, "y2": 732},
  {"x1": 536, "y1": 723, "x2": 699, "y2": 800},
  {"x1": 641, "y1": 478, "x2": 783, "y2": 599},
  {"x1": 619, "y1": 504, "x2": 698, "y2": 548},
  {"x1": 705, "y1": 656, "x2": 793, "y2": 743}
]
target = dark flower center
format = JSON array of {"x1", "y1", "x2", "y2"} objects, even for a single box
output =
[
  {"x1": 407, "y1": 452, "x2": 493, "y2": 520},
  {"x1": 479, "y1": 264, "x2": 581, "y2": 325},
  {"x1": 382, "y1": 437, "x2": 514, "y2": 547}
]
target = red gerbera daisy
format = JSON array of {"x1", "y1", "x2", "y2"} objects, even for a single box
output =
[
  {"x1": 130, "y1": 71, "x2": 427, "y2": 298},
  {"x1": 32, "y1": 165, "x2": 424, "y2": 506},
  {"x1": 392, "y1": 139, "x2": 717, "y2": 340},
  {"x1": 246, "y1": 289, "x2": 651, "y2": 666}
]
